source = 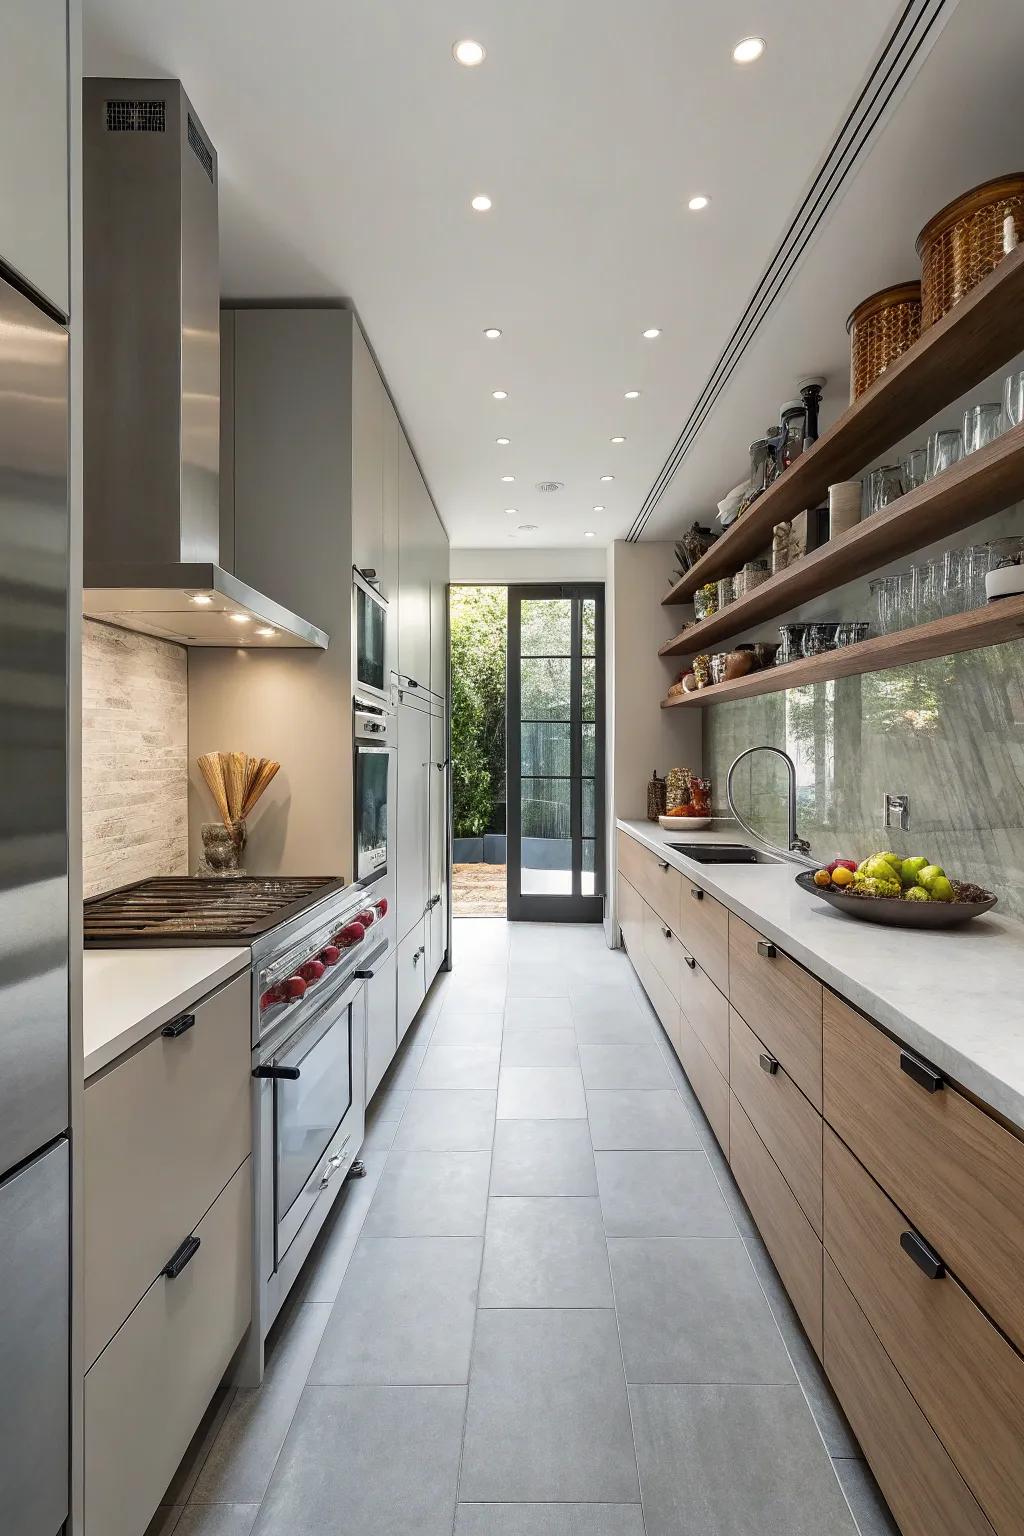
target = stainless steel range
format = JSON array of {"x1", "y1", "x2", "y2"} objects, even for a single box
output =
[{"x1": 85, "y1": 874, "x2": 391, "y2": 1382}]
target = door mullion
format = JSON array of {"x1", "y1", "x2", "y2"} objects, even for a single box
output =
[{"x1": 570, "y1": 591, "x2": 582, "y2": 902}]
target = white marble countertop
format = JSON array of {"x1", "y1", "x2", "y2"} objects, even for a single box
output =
[
  {"x1": 618, "y1": 818, "x2": 1024, "y2": 1131},
  {"x1": 83, "y1": 947, "x2": 251, "y2": 1079}
]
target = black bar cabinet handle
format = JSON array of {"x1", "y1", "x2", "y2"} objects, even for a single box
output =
[
  {"x1": 756, "y1": 940, "x2": 777, "y2": 958},
  {"x1": 657, "y1": 860, "x2": 670, "y2": 872},
  {"x1": 253, "y1": 1063, "x2": 301, "y2": 1080},
  {"x1": 900, "y1": 1050, "x2": 944, "y2": 1094},
  {"x1": 354, "y1": 969, "x2": 375, "y2": 980},
  {"x1": 900, "y1": 1230, "x2": 946, "y2": 1280},
  {"x1": 161, "y1": 1012, "x2": 195, "y2": 1039},
  {"x1": 661, "y1": 925, "x2": 672, "y2": 940},
  {"x1": 759, "y1": 1051, "x2": 779, "y2": 1075},
  {"x1": 683, "y1": 954, "x2": 696, "y2": 970},
  {"x1": 163, "y1": 1234, "x2": 201, "y2": 1279},
  {"x1": 690, "y1": 887, "x2": 704, "y2": 901}
]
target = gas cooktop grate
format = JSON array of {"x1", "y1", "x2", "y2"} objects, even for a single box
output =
[{"x1": 84, "y1": 875, "x2": 348, "y2": 945}]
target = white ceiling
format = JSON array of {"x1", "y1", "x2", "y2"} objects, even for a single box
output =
[{"x1": 85, "y1": 0, "x2": 942, "y2": 550}]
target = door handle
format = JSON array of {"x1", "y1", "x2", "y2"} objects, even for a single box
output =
[
  {"x1": 661, "y1": 925, "x2": 672, "y2": 939},
  {"x1": 690, "y1": 887, "x2": 704, "y2": 902},
  {"x1": 406, "y1": 678, "x2": 420, "y2": 689},
  {"x1": 900, "y1": 1230, "x2": 945, "y2": 1280},
  {"x1": 354, "y1": 969, "x2": 375, "y2": 980},
  {"x1": 683, "y1": 954, "x2": 696, "y2": 970},
  {"x1": 756, "y1": 939, "x2": 777, "y2": 958},
  {"x1": 253, "y1": 1063, "x2": 301, "y2": 1080},
  {"x1": 899, "y1": 1050, "x2": 944, "y2": 1094},
  {"x1": 759, "y1": 1051, "x2": 779, "y2": 1075},
  {"x1": 163, "y1": 1234, "x2": 201, "y2": 1279},
  {"x1": 657, "y1": 861, "x2": 670, "y2": 872},
  {"x1": 427, "y1": 894, "x2": 442, "y2": 909},
  {"x1": 161, "y1": 1012, "x2": 195, "y2": 1039}
]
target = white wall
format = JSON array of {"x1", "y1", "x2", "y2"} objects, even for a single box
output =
[
  {"x1": 604, "y1": 540, "x2": 702, "y2": 944},
  {"x1": 450, "y1": 546, "x2": 606, "y2": 584}
]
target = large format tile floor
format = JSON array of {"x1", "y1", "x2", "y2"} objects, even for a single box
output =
[{"x1": 151, "y1": 919, "x2": 897, "y2": 1536}]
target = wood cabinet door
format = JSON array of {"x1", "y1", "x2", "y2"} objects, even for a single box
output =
[
  {"x1": 730, "y1": 1008, "x2": 822, "y2": 1237},
  {"x1": 728, "y1": 914, "x2": 823, "y2": 1110}
]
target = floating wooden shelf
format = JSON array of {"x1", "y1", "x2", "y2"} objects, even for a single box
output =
[
  {"x1": 658, "y1": 424, "x2": 1024, "y2": 658},
  {"x1": 660, "y1": 594, "x2": 1024, "y2": 708},
  {"x1": 662, "y1": 242, "x2": 1024, "y2": 605}
]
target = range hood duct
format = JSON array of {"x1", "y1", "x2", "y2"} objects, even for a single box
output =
[{"x1": 82, "y1": 79, "x2": 327, "y2": 649}]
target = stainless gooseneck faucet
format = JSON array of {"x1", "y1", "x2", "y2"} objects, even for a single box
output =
[{"x1": 727, "y1": 746, "x2": 814, "y2": 862}]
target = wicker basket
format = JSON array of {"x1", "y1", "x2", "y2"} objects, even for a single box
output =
[
  {"x1": 846, "y1": 283, "x2": 922, "y2": 401},
  {"x1": 916, "y1": 174, "x2": 1024, "y2": 329}
]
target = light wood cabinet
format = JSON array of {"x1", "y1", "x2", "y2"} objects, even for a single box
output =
[
  {"x1": 730, "y1": 1007, "x2": 822, "y2": 1237},
  {"x1": 676, "y1": 881, "x2": 729, "y2": 993},
  {"x1": 642, "y1": 900, "x2": 682, "y2": 999},
  {"x1": 677, "y1": 950, "x2": 729, "y2": 1079},
  {"x1": 617, "y1": 873, "x2": 644, "y2": 960},
  {"x1": 675, "y1": 1011, "x2": 729, "y2": 1154},
  {"x1": 615, "y1": 830, "x2": 681, "y2": 932},
  {"x1": 0, "y1": 1, "x2": 68, "y2": 314},
  {"x1": 728, "y1": 914, "x2": 823, "y2": 1110}
]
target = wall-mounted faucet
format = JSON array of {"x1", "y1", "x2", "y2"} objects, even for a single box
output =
[{"x1": 726, "y1": 746, "x2": 814, "y2": 863}]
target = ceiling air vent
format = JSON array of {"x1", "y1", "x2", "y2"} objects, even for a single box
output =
[
  {"x1": 105, "y1": 99, "x2": 166, "y2": 133},
  {"x1": 535, "y1": 480, "x2": 564, "y2": 493},
  {"x1": 187, "y1": 114, "x2": 215, "y2": 182}
]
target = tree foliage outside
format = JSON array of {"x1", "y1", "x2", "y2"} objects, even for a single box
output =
[{"x1": 450, "y1": 586, "x2": 507, "y2": 838}]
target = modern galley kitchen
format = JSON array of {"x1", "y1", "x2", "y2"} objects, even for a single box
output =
[{"x1": 6, "y1": 2, "x2": 1024, "y2": 1536}]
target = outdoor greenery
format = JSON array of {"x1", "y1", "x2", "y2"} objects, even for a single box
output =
[{"x1": 450, "y1": 586, "x2": 507, "y2": 838}]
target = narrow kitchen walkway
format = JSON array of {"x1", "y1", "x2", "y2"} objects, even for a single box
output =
[{"x1": 152, "y1": 920, "x2": 896, "y2": 1536}]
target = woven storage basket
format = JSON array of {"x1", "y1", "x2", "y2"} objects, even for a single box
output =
[
  {"x1": 916, "y1": 173, "x2": 1024, "y2": 329},
  {"x1": 846, "y1": 283, "x2": 922, "y2": 400}
]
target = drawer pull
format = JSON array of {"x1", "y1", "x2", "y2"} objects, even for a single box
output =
[
  {"x1": 690, "y1": 887, "x2": 704, "y2": 901},
  {"x1": 756, "y1": 940, "x2": 777, "y2": 958},
  {"x1": 900, "y1": 1229, "x2": 946, "y2": 1280},
  {"x1": 162, "y1": 1234, "x2": 201, "y2": 1279},
  {"x1": 354, "y1": 968, "x2": 375, "y2": 979},
  {"x1": 899, "y1": 1050, "x2": 944, "y2": 1094},
  {"x1": 683, "y1": 954, "x2": 697, "y2": 970},
  {"x1": 661, "y1": 925, "x2": 672, "y2": 940},
  {"x1": 758, "y1": 1051, "x2": 779, "y2": 1075},
  {"x1": 161, "y1": 1012, "x2": 195, "y2": 1039},
  {"x1": 658, "y1": 860, "x2": 670, "y2": 872},
  {"x1": 253, "y1": 1063, "x2": 301, "y2": 1080}
]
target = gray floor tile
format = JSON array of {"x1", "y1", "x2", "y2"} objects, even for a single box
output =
[
  {"x1": 597, "y1": 1149, "x2": 734, "y2": 1236},
  {"x1": 309, "y1": 1236, "x2": 481, "y2": 1385},
  {"x1": 361, "y1": 1114, "x2": 400, "y2": 1154},
  {"x1": 579, "y1": 1041, "x2": 675, "y2": 1091},
  {"x1": 833, "y1": 1458, "x2": 900, "y2": 1536},
  {"x1": 505, "y1": 996, "x2": 574, "y2": 1027},
  {"x1": 573, "y1": 1010, "x2": 656, "y2": 1045},
  {"x1": 291, "y1": 1145, "x2": 389, "y2": 1304},
  {"x1": 630, "y1": 1383, "x2": 858, "y2": 1536},
  {"x1": 609, "y1": 1238, "x2": 795, "y2": 1384},
  {"x1": 508, "y1": 964, "x2": 573, "y2": 998},
  {"x1": 587, "y1": 1089, "x2": 698, "y2": 1150},
  {"x1": 157, "y1": 1381, "x2": 236, "y2": 1509},
  {"x1": 571, "y1": 985, "x2": 643, "y2": 1017},
  {"x1": 145, "y1": 1506, "x2": 185, "y2": 1536},
  {"x1": 430, "y1": 1013, "x2": 505, "y2": 1046},
  {"x1": 501, "y1": 1026, "x2": 579, "y2": 1067},
  {"x1": 383, "y1": 1043, "x2": 426, "y2": 1091},
  {"x1": 416, "y1": 1044, "x2": 501, "y2": 1090},
  {"x1": 479, "y1": 1197, "x2": 612, "y2": 1308},
  {"x1": 255, "y1": 1384, "x2": 465, "y2": 1536},
  {"x1": 438, "y1": 981, "x2": 508, "y2": 1014},
  {"x1": 175, "y1": 1508, "x2": 259, "y2": 1536},
  {"x1": 490, "y1": 1118, "x2": 598, "y2": 1197},
  {"x1": 367, "y1": 1084, "x2": 412, "y2": 1125},
  {"x1": 455, "y1": 1505, "x2": 645, "y2": 1535},
  {"x1": 460, "y1": 1309, "x2": 639, "y2": 1503},
  {"x1": 392, "y1": 1090, "x2": 496, "y2": 1151},
  {"x1": 363, "y1": 1151, "x2": 491, "y2": 1237},
  {"x1": 497, "y1": 1065, "x2": 587, "y2": 1119},
  {"x1": 191, "y1": 1303, "x2": 332, "y2": 1504}
]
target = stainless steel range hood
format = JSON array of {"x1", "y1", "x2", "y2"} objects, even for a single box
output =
[{"x1": 82, "y1": 79, "x2": 327, "y2": 650}]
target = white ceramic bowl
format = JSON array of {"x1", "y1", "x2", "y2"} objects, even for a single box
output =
[
  {"x1": 985, "y1": 564, "x2": 1024, "y2": 599},
  {"x1": 659, "y1": 814, "x2": 712, "y2": 830}
]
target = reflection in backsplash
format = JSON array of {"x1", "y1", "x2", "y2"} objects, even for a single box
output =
[{"x1": 705, "y1": 640, "x2": 1024, "y2": 920}]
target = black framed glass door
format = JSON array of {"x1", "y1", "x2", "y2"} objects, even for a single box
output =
[{"x1": 507, "y1": 584, "x2": 605, "y2": 922}]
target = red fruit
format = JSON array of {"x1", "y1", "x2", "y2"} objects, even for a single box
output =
[
  {"x1": 374, "y1": 896, "x2": 389, "y2": 917},
  {"x1": 320, "y1": 945, "x2": 341, "y2": 966},
  {"x1": 282, "y1": 976, "x2": 307, "y2": 1001},
  {"x1": 827, "y1": 858, "x2": 858, "y2": 875},
  {"x1": 337, "y1": 922, "x2": 365, "y2": 948},
  {"x1": 354, "y1": 908, "x2": 376, "y2": 929},
  {"x1": 299, "y1": 958, "x2": 326, "y2": 984},
  {"x1": 259, "y1": 986, "x2": 283, "y2": 1012}
]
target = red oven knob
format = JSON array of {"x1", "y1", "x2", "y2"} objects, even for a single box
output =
[
  {"x1": 259, "y1": 985, "x2": 284, "y2": 1012},
  {"x1": 299, "y1": 958, "x2": 326, "y2": 984},
  {"x1": 354, "y1": 908, "x2": 375, "y2": 929},
  {"x1": 374, "y1": 896, "x2": 389, "y2": 918},
  {"x1": 320, "y1": 945, "x2": 341, "y2": 966},
  {"x1": 336, "y1": 921, "x2": 365, "y2": 948},
  {"x1": 282, "y1": 976, "x2": 307, "y2": 1002}
]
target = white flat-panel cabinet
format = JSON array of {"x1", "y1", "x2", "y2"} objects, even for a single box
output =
[
  {"x1": 396, "y1": 697, "x2": 430, "y2": 942},
  {"x1": 397, "y1": 922, "x2": 427, "y2": 1043},
  {"x1": 427, "y1": 708, "x2": 448, "y2": 980},
  {"x1": 381, "y1": 394, "x2": 400, "y2": 602},
  {"x1": 365, "y1": 950, "x2": 398, "y2": 1101},
  {"x1": 428, "y1": 513, "x2": 449, "y2": 700},
  {"x1": 397, "y1": 435, "x2": 432, "y2": 687},
  {"x1": 0, "y1": 1, "x2": 68, "y2": 314},
  {"x1": 351, "y1": 325, "x2": 385, "y2": 588}
]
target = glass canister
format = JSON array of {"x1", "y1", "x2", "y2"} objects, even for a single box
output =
[
  {"x1": 779, "y1": 400, "x2": 807, "y2": 471},
  {"x1": 694, "y1": 582, "x2": 719, "y2": 621},
  {"x1": 717, "y1": 575, "x2": 734, "y2": 609},
  {"x1": 646, "y1": 771, "x2": 667, "y2": 822},
  {"x1": 692, "y1": 654, "x2": 711, "y2": 688}
]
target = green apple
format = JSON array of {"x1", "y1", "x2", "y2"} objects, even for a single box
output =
[
  {"x1": 918, "y1": 864, "x2": 946, "y2": 891},
  {"x1": 927, "y1": 875, "x2": 954, "y2": 902},
  {"x1": 904, "y1": 885, "x2": 931, "y2": 902},
  {"x1": 901, "y1": 856, "x2": 929, "y2": 887},
  {"x1": 878, "y1": 851, "x2": 903, "y2": 873},
  {"x1": 861, "y1": 854, "x2": 903, "y2": 883}
]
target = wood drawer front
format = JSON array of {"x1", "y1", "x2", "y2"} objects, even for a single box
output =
[
  {"x1": 676, "y1": 880, "x2": 729, "y2": 993},
  {"x1": 823, "y1": 990, "x2": 1024, "y2": 1353},
  {"x1": 642, "y1": 900, "x2": 682, "y2": 1002},
  {"x1": 676, "y1": 1011, "x2": 729, "y2": 1155},
  {"x1": 633, "y1": 923, "x2": 680, "y2": 1050},
  {"x1": 84, "y1": 972, "x2": 251, "y2": 1367},
  {"x1": 728, "y1": 915, "x2": 822, "y2": 1110},
  {"x1": 677, "y1": 952, "x2": 729, "y2": 1078},
  {"x1": 617, "y1": 873, "x2": 644, "y2": 959},
  {"x1": 84, "y1": 1158, "x2": 252, "y2": 1536},
  {"x1": 730, "y1": 1093, "x2": 822, "y2": 1356},
  {"x1": 730, "y1": 1008, "x2": 822, "y2": 1238},
  {"x1": 616, "y1": 830, "x2": 680, "y2": 931},
  {"x1": 823, "y1": 1127, "x2": 1024, "y2": 1535},
  {"x1": 824, "y1": 1255, "x2": 995, "y2": 1536}
]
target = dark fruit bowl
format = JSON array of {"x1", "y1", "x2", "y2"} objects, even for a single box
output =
[{"x1": 795, "y1": 871, "x2": 998, "y2": 927}]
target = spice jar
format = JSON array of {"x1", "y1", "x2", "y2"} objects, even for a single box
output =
[
  {"x1": 694, "y1": 583, "x2": 719, "y2": 621},
  {"x1": 772, "y1": 523, "x2": 792, "y2": 574},
  {"x1": 692, "y1": 654, "x2": 711, "y2": 688}
]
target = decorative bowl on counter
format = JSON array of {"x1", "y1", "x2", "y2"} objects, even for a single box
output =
[
  {"x1": 660, "y1": 814, "x2": 712, "y2": 830},
  {"x1": 795, "y1": 870, "x2": 997, "y2": 927}
]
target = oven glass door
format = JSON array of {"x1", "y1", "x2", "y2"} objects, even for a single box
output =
[
  {"x1": 355, "y1": 745, "x2": 390, "y2": 881},
  {"x1": 274, "y1": 999, "x2": 353, "y2": 1259},
  {"x1": 356, "y1": 580, "x2": 386, "y2": 695}
]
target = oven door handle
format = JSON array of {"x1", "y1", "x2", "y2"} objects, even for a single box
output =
[{"x1": 253, "y1": 1063, "x2": 301, "y2": 1080}]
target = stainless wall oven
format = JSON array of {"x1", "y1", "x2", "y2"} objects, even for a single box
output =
[
  {"x1": 354, "y1": 698, "x2": 395, "y2": 885},
  {"x1": 353, "y1": 567, "x2": 389, "y2": 704}
]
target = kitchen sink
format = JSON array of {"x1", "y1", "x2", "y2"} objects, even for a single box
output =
[{"x1": 667, "y1": 843, "x2": 782, "y2": 865}]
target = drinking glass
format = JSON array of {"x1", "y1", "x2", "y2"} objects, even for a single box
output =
[
  {"x1": 963, "y1": 402, "x2": 1004, "y2": 455},
  {"x1": 926, "y1": 429, "x2": 963, "y2": 480},
  {"x1": 801, "y1": 623, "x2": 839, "y2": 658},
  {"x1": 892, "y1": 570, "x2": 917, "y2": 630},
  {"x1": 915, "y1": 557, "x2": 944, "y2": 623},
  {"x1": 900, "y1": 446, "x2": 928, "y2": 492},
  {"x1": 940, "y1": 547, "x2": 966, "y2": 616},
  {"x1": 869, "y1": 464, "x2": 904, "y2": 514},
  {"x1": 835, "y1": 621, "x2": 869, "y2": 647},
  {"x1": 869, "y1": 576, "x2": 897, "y2": 636},
  {"x1": 1004, "y1": 370, "x2": 1024, "y2": 429}
]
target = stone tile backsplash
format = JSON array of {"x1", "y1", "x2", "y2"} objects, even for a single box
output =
[{"x1": 82, "y1": 619, "x2": 189, "y2": 897}]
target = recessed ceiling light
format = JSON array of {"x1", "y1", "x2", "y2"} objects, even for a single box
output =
[
  {"x1": 518, "y1": 524, "x2": 538, "y2": 532},
  {"x1": 501, "y1": 474, "x2": 515, "y2": 482},
  {"x1": 584, "y1": 531, "x2": 596, "y2": 538},
  {"x1": 600, "y1": 474, "x2": 614, "y2": 482},
  {"x1": 483, "y1": 327, "x2": 502, "y2": 339},
  {"x1": 593, "y1": 505, "x2": 605, "y2": 512},
  {"x1": 492, "y1": 389, "x2": 508, "y2": 400},
  {"x1": 733, "y1": 36, "x2": 766, "y2": 63},
  {"x1": 255, "y1": 626, "x2": 276, "y2": 637},
  {"x1": 229, "y1": 613, "x2": 250, "y2": 624},
  {"x1": 643, "y1": 327, "x2": 662, "y2": 339},
  {"x1": 496, "y1": 436, "x2": 510, "y2": 445},
  {"x1": 189, "y1": 592, "x2": 213, "y2": 605},
  {"x1": 624, "y1": 389, "x2": 640, "y2": 399},
  {"x1": 471, "y1": 194, "x2": 492, "y2": 212},
  {"x1": 505, "y1": 508, "x2": 517, "y2": 515},
  {"x1": 688, "y1": 194, "x2": 710, "y2": 211},
  {"x1": 453, "y1": 38, "x2": 486, "y2": 66},
  {"x1": 611, "y1": 435, "x2": 626, "y2": 444}
]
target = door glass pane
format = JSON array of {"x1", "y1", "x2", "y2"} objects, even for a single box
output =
[
  {"x1": 582, "y1": 658, "x2": 596, "y2": 722},
  {"x1": 582, "y1": 837, "x2": 596, "y2": 896},
  {"x1": 521, "y1": 598, "x2": 571, "y2": 657},
  {"x1": 582, "y1": 722, "x2": 596, "y2": 776},
  {"x1": 521, "y1": 776, "x2": 572, "y2": 894},
  {"x1": 522, "y1": 721, "x2": 570, "y2": 777},
  {"x1": 583, "y1": 777, "x2": 596, "y2": 838},
  {"x1": 582, "y1": 598, "x2": 597, "y2": 657},
  {"x1": 522, "y1": 656, "x2": 570, "y2": 720}
]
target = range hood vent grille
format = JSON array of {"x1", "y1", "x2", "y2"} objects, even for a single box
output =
[
  {"x1": 187, "y1": 114, "x2": 215, "y2": 182},
  {"x1": 105, "y1": 99, "x2": 165, "y2": 132}
]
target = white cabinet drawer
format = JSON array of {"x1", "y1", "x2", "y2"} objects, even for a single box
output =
[
  {"x1": 397, "y1": 920, "x2": 427, "y2": 1042},
  {"x1": 84, "y1": 1158, "x2": 251, "y2": 1536},
  {"x1": 84, "y1": 971, "x2": 251, "y2": 1367}
]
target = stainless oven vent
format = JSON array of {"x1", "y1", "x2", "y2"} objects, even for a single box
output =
[{"x1": 105, "y1": 99, "x2": 165, "y2": 132}]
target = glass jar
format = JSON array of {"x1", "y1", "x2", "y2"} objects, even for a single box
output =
[
  {"x1": 717, "y1": 575, "x2": 734, "y2": 609},
  {"x1": 926, "y1": 428, "x2": 964, "y2": 480},
  {"x1": 835, "y1": 621, "x2": 869, "y2": 647},
  {"x1": 963, "y1": 402, "x2": 1004, "y2": 455},
  {"x1": 771, "y1": 523, "x2": 792, "y2": 574},
  {"x1": 709, "y1": 653, "x2": 728, "y2": 684},
  {"x1": 900, "y1": 446, "x2": 928, "y2": 491},
  {"x1": 694, "y1": 583, "x2": 719, "y2": 621},
  {"x1": 1004, "y1": 369, "x2": 1024, "y2": 429},
  {"x1": 868, "y1": 464, "x2": 904, "y2": 514},
  {"x1": 692, "y1": 654, "x2": 711, "y2": 688},
  {"x1": 779, "y1": 400, "x2": 807, "y2": 471},
  {"x1": 741, "y1": 559, "x2": 769, "y2": 594},
  {"x1": 801, "y1": 623, "x2": 839, "y2": 657},
  {"x1": 777, "y1": 623, "x2": 810, "y2": 664}
]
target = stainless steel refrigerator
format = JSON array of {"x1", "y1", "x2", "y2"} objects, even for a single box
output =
[{"x1": 0, "y1": 270, "x2": 71, "y2": 1533}]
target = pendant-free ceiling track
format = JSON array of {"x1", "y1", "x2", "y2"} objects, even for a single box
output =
[{"x1": 626, "y1": 0, "x2": 958, "y2": 543}]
